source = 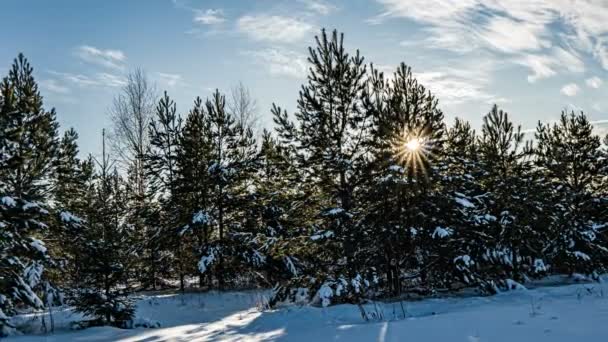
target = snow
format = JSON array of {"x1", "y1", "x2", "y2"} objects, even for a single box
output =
[
  {"x1": 24, "y1": 262, "x2": 43, "y2": 287},
  {"x1": 198, "y1": 249, "x2": 217, "y2": 274},
  {"x1": 192, "y1": 210, "x2": 210, "y2": 225},
  {"x1": 388, "y1": 164, "x2": 404, "y2": 173},
  {"x1": 454, "y1": 255, "x2": 473, "y2": 267},
  {"x1": 284, "y1": 256, "x2": 298, "y2": 276},
  {"x1": 505, "y1": 279, "x2": 527, "y2": 291},
  {"x1": 317, "y1": 282, "x2": 334, "y2": 307},
  {"x1": 29, "y1": 239, "x2": 47, "y2": 254},
  {"x1": 326, "y1": 208, "x2": 345, "y2": 216},
  {"x1": 534, "y1": 259, "x2": 548, "y2": 273},
  {"x1": 454, "y1": 194, "x2": 476, "y2": 208},
  {"x1": 21, "y1": 201, "x2": 48, "y2": 214},
  {"x1": 1, "y1": 196, "x2": 16, "y2": 207},
  {"x1": 6, "y1": 282, "x2": 608, "y2": 341},
  {"x1": 432, "y1": 226, "x2": 453, "y2": 239},
  {"x1": 310, "y1": 230, "x2": 334, "y2": 241},
  {"x1": 573, "y1": 251, "x2": 591, "y2": 261},
  {"x1": 60, "y1": 211, "x2": 82, "y2": 224}
]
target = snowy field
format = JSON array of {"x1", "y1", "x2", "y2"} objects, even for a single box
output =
[{"x1": 6, "y1": 280, "x2": 608, "y2": 342}]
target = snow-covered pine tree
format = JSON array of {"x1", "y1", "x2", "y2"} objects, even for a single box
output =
[
  {"x1": 72, "y1": 130, "x2": 135, "y2": 327},
  {"x1": 143, "y1": 91, "x2": 183, "y2": 290},
  {"x1": 0, "y1": 54, "x2": 59, "y2": 336},
  {"x1": 52, "y1": 128, "x2": 95, "y2": 289},
  {"x1": 198, "y1": 90, "x2": 259, "y2": 289},
  {"x1": 271, "y1": 30, "x2": 370, "y2": 301},
  {"x1": 476, "y1": 105, "x2": 542, "y2": 287},
  {"x1": 176, "y1": 96, "x2": 214, "y2": 289},
  {"x1": 429, "y1": 118, "x2": 491, "y2": 291},
  {"x1": 251, "y1": 130, "x2": 311, "y2": 287},
  {"x1": 0, "y1": 54, "x2": 59, "y2": 200},
  {"x1": 535, "y1": 111, "x2": 607, "y2": 276},
  {"x1": 597, "y1": 134, "x2": 608, "y2": 245},
  {"x1": 122, "y1": 162, "x2": 155, "y2": 290},
  {"x1": 359, "y1": 63, "x2": 446, "y2": 296},
  {"x1": 54, "y1": 129, "x2": 94, "y2": 215}
]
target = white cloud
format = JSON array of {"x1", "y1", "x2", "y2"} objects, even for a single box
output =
[
  {"x1": 561, "y1": 83, "x2": 580, "y2": 97},
  {"x1": 39, "y1": 79, "x2": 70, "y2": 94},
  {"x1": 554, "y1": 48, "x2": 585, "y2": 73},
  {"x1": 516, "y1": 48, "x2": 584, "y2": 83},
  {"x1": 49, "y1": 70, "x2": 126, "y2": 88},
  {"x1": 593, "y1": 39, "x2": 608, "y2": 70},
  {"x1": 96, "y1": 72, "x2": 127, "y2": 87},
  {"x1": 299, "y1": 0, "x2": 336, "y2": 15},
  {"x1": 237, "y1": 15, "x2": 313, "y2": 43},
  {"x1": 565, "y1": 103, "x2": 583, "y2": 112},
  {"x1": 75, "y1": 45, "x2": 126, "y2": 70},
  {"x1": 478, "y1": 16, "x2": 550, "y2": 54},
  {"x1": 194, "y1": 9, "x2": 225, "y2": 25},
  {"x1": 374, "y1": 0, "x2": 608, "y2": 78},
  {"x1": 244, "y1": 48, "x2": 308, "y2": 79},
  {"x1": 413, "y1": 61, "x2": 502, "y2": 105},
  {"x1": 516, "y1": 54, "x2": 557, "y2": 83},
  {"x1": 157, "y1": 72, "x2": 183, "y2": 87},
  {"x1": 586, "y1": 76, "x2": 603, "y2": 88}
]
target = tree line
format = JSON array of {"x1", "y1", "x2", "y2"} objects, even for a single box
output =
[{"x1": 1, "y1": 29, "x2": 607, "y2": 333}]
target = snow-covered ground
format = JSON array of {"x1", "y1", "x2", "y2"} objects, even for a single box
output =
[{"x1": 6, "y1": 280, "x2": 608, "y2": 341}]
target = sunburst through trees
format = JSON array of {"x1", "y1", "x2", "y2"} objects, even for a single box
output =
[{"x1": 392, "y1": 127, "x2": 435, "y2": 177}]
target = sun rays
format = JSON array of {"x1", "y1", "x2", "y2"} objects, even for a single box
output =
[
  {"x1": 392, "y1": 128, "x2": 434, "y2": 176},
  {"x1": 405, "y1": 137, "x2": 421, "y2": 152}
]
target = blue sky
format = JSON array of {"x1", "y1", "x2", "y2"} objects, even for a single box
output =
[{"x1": 2, "y1": 0, "x2": 607, "y2": 156}]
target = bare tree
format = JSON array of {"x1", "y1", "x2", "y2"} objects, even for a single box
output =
[
  {"x1": 109, "y1": 68, "x2": 156, "y2": 197},
  {"x1": 227, "y1": 81, "x2": 259, "y2": 135}
]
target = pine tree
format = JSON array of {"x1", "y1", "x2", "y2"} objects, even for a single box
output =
[
  {"x1": 359, "y1": 63, "x2": 446, "y2": 296},
  {"x1": 142, "y1": 91, "x2": 183, "y2": 290},
  {"x1": 52, "y1": 128, "x2": 95, "y2": 290},
  {"x1": 198, "y1": 90, "x2": 259, "y2": 289},
  {"x1": 54, "y1": 128, "x2": 93, "y2": 215},
  {"x1": 535, "y1": 112, "x2": 607, "y2": 276},
  {"x1": 251, "y1": 130, "x2": 310, "y2": 286},
  {"x1": 0, "y1": 54, "x2": 59, "y2": 336},
  {"x1": 0, "y1": 54, "x2": 58, "y2": 200},
  {"x1": 271, "y1": 30, "x2": 371, "y2": 298},
  {"x1": 175, "y1": 97, "x2": 214, "y2": 290},
  {"x1": 476, "y1": 105, "x2": 541, "y2": 286},
  {"x1": 435, "y1": 118, "x2": 490, "y2": 289},
  {"x1": 72, "y1": 130, "x2": 135, "y2": 327}
]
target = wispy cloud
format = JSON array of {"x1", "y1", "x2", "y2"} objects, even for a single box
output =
[
  {"x1": 237, "y1": 15, "x2": 313, "y2": 43},
  {"x1": 298, "y1": 0, "x2": 336, "y2": 15},
  {"x1": 74, "y1": 45, "x2": 126, "y2": 70},
  {"x1": 561, "y1": 83, "x2": 580, "y2": 97},
  {"x1": 48, "y1": 70, "x2": 126, "y2": 88},
  {"x1": 516, "y1": 48, "x2": 584, "y2": 83},
  {"x1": 96, "y1": 72, "x2": 127, "y2": 87},
  {"x1": 244, "y1": 48, "x2": 308, "y2": 79},
  {"x1": 412, "y1": 61, "x2": 504, "y2": 105},
  {"x1": 157, "y1": 72, "x2": 184, "y2": 88},
  {"x1": 39, "y1": 79, "x2": 70, "y2": 94},
  {"x1": 515, "y1": 54, "x2": 556, "y2": 83},
  {"x1": 374, "y1": 0, "x2": 608, "y2": 82},
  {"x1": 477, "y1": 16, "x2": 550, "y2": 54},
  {"x1": 586, "y1": 76, "x2": 603, "y2": 89},
  {"x1": 194, "y1": 9, "x2": 225, "y2": 25}
]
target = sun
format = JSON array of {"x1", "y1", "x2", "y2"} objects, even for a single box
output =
[
  {"x1": 405, "y1": 138, "x2": 421, "y2": 152},
  {"x1": 391, "y1": 128, "x2": 434, "y2": 177}
]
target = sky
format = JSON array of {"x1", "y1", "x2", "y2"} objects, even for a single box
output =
[{"x1": 1, "y1": 0, "x2": 608, "y2": 156}]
